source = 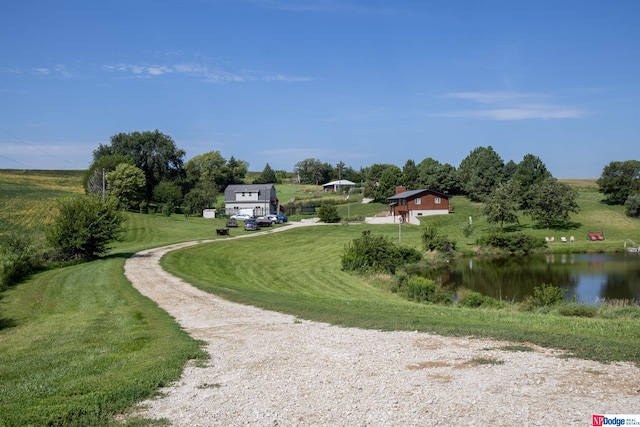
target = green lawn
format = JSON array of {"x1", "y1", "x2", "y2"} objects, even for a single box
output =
[
  {"x1": 162, "y1": 225, "x2": 640, "y2": 366},
  {"x1": 1, "y1": 170, "x2": 639, "y2": 426}
]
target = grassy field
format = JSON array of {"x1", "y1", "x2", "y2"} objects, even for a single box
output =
[
  {"x1": 1, "y1": 170, "x2": 639, "y2": 425},
  {"x1": 162, "y1": 225, "x2": 640, "y2": 366}
]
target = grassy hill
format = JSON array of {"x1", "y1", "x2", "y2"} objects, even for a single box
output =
[{"x1": 0, "y1": 170, "x2": 639, "y2": 425}]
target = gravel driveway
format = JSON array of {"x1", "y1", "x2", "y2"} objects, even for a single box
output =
[{"x1": 124, "y1": 224, "x2": 639, "y2": 426}]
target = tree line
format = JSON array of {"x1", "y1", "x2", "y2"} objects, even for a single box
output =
[{"x1": 82, "y1": 130, "x2": 639, "y2": 222}]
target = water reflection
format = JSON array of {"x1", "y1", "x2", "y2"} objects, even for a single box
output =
[{"x1": 410, "y1": 253, "x2": 640, "y2": 305}]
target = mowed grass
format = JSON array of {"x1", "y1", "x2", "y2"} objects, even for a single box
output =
[
  {"x1": 0, "y1": 171, "x2": 216, "y2": 426},
  {"x1": 1, "y1": 170, "x2": 640, "y2": 425},
  {"x1": 0, "y1": 257, "x2": 206, "y2": 426},
  {"x1": 162, "y1": 225, "x2": 640, "y2": 365}
]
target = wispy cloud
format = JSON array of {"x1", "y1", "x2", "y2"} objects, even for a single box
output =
[
  {"x1": 104, "y1": 61, "x2": 312, "y2": 84},
  {"x1": 438, "y1": 91, "x2": 588, "y2": 120}
]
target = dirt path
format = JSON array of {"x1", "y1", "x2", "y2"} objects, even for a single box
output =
[{"x1": 124, "y1": 223, "x2": 639, "y2": 426}]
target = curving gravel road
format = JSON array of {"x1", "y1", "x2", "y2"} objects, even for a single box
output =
[{"x1": 123, "y1": 223, "x2": 640, "y2": 426}]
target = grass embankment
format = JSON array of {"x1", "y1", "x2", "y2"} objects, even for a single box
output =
[
  {"x1": 0, "y1": 171, "x2": 221, "y2": 426},
  {"x1": 1, "y1": 170, "x2": 639, "y2": 425},
  {"x1": 163, "y1": 225, "x2": 640, "y2": 365}
]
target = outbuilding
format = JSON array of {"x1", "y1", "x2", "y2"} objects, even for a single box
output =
[{"x1": 322, "y1": 179, "x2": 356, "y2": 192}]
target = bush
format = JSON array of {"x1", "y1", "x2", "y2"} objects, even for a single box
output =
[
  {"x1": 318, "y1": 203, "x2": 340, "y2": 223},
  {"x1": 405, "y1": 276, "x2": 453, "y2": 304},
  {"x1": 477, "y1": 232, "x2": 545, "y2": 255},
  {"x1": 457, "y1": 290, "x2": 506, "y2": 309},
  {"x1": 624, "y1": 193, "x2": 640, "y2": 218},
  {"x1": 46, "y1": 195, "x2": 125, "y2": 261},
  {"x1": 0, "y1": 233, "x2": 45, "y2": 291},
  {"x1": 162, "y1": 202, "x2": 176, "y2": 217},
  {"x1": 341, "y1": 231, "x2": 422, "y2": 274},
  {"x1": 422, "y1": 225, "x2": 457, "y2": 255},
  {"x1": 521, "y1": 283, "x2": 565, "y2": 310}
]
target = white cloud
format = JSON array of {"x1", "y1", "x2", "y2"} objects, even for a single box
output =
[
  {"x1": 104, "y1": 60, "x2": 312, "y2": 84},
  {"x1": 445, "y1": 91, "x2": 546, "y2": 104},
  {"x1": 439, "y1": 91, "x2": 588, "y2": 120},
  {"x1": 32, "y1": 67, "x2": 50, "y2": 75},
  {"x1": 263, "y1": 74, "x2": 314, "y2": 82}
]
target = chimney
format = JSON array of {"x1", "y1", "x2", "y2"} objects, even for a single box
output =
[{"x1": 395, "y1": 185, "x2": 406, "y2": 195}]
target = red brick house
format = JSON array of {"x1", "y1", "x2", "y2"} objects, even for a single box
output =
[{"x1": 387, "y1": 186, "x2": 451, "y2": 225}]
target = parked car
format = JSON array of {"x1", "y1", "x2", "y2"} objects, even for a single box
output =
[
  {"x1": 276, "y1": 214, "x2": 288, "y2": 223},
  {"x1": 264, "y1": 214, "x2": 280, "y2": 224},
  {"x1": 244, "y1": 218, "x2": 259, "y2": 231},
  {"x1": 230, "y1": 213, "x2": 253, "y2": 221},
  {"x1": 256, "y1": 217, "x2": 273, "y2": 227}
]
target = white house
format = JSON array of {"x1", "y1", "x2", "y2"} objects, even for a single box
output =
[{"x1": 223, "y1": 184, "x2": 279, "y2": 217}]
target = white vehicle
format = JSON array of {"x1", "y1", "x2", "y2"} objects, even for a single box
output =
[
  {"x1": 264, "y1": 214, "x2": 280, "y2": 224},
  {"x1": 230, "y1": 213, "x2": 253, "y2": 221}
]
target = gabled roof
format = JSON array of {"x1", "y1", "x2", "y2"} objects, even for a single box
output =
[
  {"x1": 387, "y1": 188, "x2": 450, "y2": 201},
  {"x1": 323, "y1": 179, "x2": 356, "y2": 186},
  {"x1": 224, "y1": 184, "x2": 275, "y2": 202}
]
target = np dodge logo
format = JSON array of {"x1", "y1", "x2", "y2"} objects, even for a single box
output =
[{"x1": 593, "y1": 415, "x2": 604, "y2": 426}]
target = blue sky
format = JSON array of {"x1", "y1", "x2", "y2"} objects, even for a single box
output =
[{"x1": 1, "y1": 0, "x2": 638, "y2": 178}]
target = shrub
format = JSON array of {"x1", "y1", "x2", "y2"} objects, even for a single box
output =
[
  {"x1": 457, "y1": 290, "x2": 506, "y2": 309},
  {"x1": 477, "y1": 232, "x2": 545, "y2": 255},
  {"x1": 405, "y1": 277, "x2": 453, "y2": 304},
  {"x1": 162, "y1": 202, "x2": 175, "y2": 217},
  {"x1": 422, "y1": 225, "x2": 457, "y2": 255},
  {"x1": 624, "y1": 193, "x2": 640, "y2": 218},
  {"x1": 462, "y1": 222, "x2": 475, "y2": 238},
  {"x1": 318, "y1": 203, "x2": 340, "y2": 223},
  {"x1": 341, "y1": 231, "x2": 422, "y2": 274},
  {"x1": 521, "y1": 283, "x2": 565, "y2": 310},
  {"x1": 46, "y1": 195, "x2": 125, "y2": 261},
  {"x1": 0, "y1": 233, "x2": 45, "y2": 290}
]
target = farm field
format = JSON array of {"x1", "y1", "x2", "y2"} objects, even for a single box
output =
[{"x1": 0, "y1": 170, "x2": 639, "y2": 425}]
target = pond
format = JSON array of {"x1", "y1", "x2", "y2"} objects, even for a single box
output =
[{"x1": 412, "y1": 253, "x2": 640, "y2": 305}]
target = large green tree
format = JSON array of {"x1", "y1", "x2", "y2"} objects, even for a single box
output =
[
  {"x1": 416, "y1": 157, "x2": 460, "y2": 194},
  {"x1": 46, "y1": 195, "x2": 124, "y2": 260},
  {"x1": 362, "y1": 163, "x2": 395, "y2": 200},
  {"x1": 377, "y1": 166, "x2": 403, "y2": 202},
  {"x1": 84, "y1": 154, "x2": 133, "y2": 195},
  {"x1": 597, "y1": 160, "x2": 640, "y2": 205},
  {"x1": 93, "y1": 130, "x2": 186, "y2": 203},
  {"x1": 108, "y1": 163, "x2": 146, "y2": 209},
  {"x1": 511, "y1": 154, "x2": 553, "y2": 210},
  {"x1": 481, "y1": 182, "x2": 519, "y2": 229},
  {"x1": 293, "y1": 158, "x2": 332, "y2": 185},
  {"x1": 253, "y1": 163, "x2": 278, "y2": 184},
  {"x1": 527, "y1": 178, "x2": 580, "y2": 229},
  {"x1": 401, "y1": 159, "x2": 419, "y2": 190},
  {"x1": 185, "y1": 151, "x2": 247, "y2": 193},
  {"x1": 457, "y1": 146, "x2": 505, "y2": 202}
]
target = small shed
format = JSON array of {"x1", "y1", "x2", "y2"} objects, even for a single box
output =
[{"x1": 202, "y1": 209, "x2": 216, "y2": 219}]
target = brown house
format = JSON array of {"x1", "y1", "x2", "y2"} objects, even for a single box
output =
[{"x1": 387, "y1": 186, "x2": 451, "y2": 225}]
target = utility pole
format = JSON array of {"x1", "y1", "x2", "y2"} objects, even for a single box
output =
[{"x1": 102, "y1": 169, "x2": 106, "y2": 202}]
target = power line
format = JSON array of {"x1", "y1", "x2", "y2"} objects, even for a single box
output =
[
  {"x1": 0, "y1": 153, "x2": 32, "y2": 169},
  {"x1": 0, "y1": 127, "x2": 76, "y2": 166}
]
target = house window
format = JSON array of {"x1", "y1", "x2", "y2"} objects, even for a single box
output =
[
  {"x1": 415, "y1": 198, "x2": 421, "y2": 205},
  {"x1": 400, "y1": 199, "x2": 406, "y2": 205},
  {"x1": 435, "y1": 197, "x2": 441, "y2": 204}
]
